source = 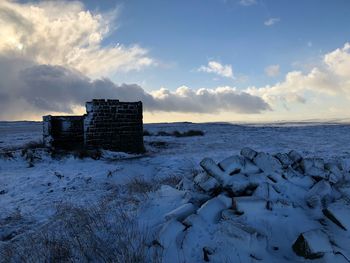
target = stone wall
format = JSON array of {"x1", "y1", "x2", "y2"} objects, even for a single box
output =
[
  {"x1": 84, "y1": 99, "x2": 144, "y2": 152},
  {"x1": 43, "y1": 99, "x2": 144, "y2": 153},
  {"x1": 84, "y1": 99, "x2": 144, "y2": 153},
  {"x1": 43, "y1": 115, "x2": 84, "y2": 149}
]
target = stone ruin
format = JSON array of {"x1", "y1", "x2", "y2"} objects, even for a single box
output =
[
  {"x1": 153, "y1": 148, "x2": 350, "y2": 262},
  {"x1": 43, "y1": 99, "x2": 144, "y2": 153}
]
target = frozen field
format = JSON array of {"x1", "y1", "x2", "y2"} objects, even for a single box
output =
[
  {"x1": 2, "y1": 121, "x2": 350, "y2": 158},
  {"x1": 1, "y1": 121, "x2": 350, "y2": 262}
]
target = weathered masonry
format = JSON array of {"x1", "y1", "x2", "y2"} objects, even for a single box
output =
[{"x1": 43, "y1": 99, "x2": 144, "y2": 153}]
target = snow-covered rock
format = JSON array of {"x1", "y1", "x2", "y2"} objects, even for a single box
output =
[
  {"x1": 233, "y1": 196, "x2": 267, "y2": 215},
  {"x1": 157, "y1": 219, "x2": 186, "y2": 263},
  {"x1": 240, "y1": 147, "x2": 257, "y2": 161},
  {"x1": 301, "y1": 158, "x2": 326, "y2": 179},
  {"x1": 218, "y1": 155, "x2": 261, "y2": 175},
  {"x1": 182, "y1": 213, "x2": 204, "y2": 227},
  {"x1": 218, "y1": 155, "x2": 244, "y2": 175},
  {"x1": 325, "y1": 162, "x2": 344, "y2": 184},
  {"x1": 275, "y1": 153, "x2": 293, "y2": 168},
  {"x1": 292, "y1": 229, "x2": 333, "y2": 259},
  {"x1": 226, "y1": 174, "x2": 259, "y2": 195},
  {"x1": 242, "y1": 159, "x2": 262, "y2": 174},
  {"x1": 164, "y1": 203, "x2": 197, "y2": 221},
  {"x1": 323, "y1": 200, "x2": 350, "y2": 230},
  {"x1": 196, "y1": 194, "x2": 232, "y2": 224},
  {"x1": 152, "y1": 148, "x2": 350, "y2": 263},
  {"x1": 253, "y1": 152, "x2": 282, "y2": 173},
  {"x1": 221, "y1": 209, "x2": 240, "y2": 221},
  {"x1": 253, "y1": 182, "x2": 280, "y2": 201},
  {"x1": 193, "y1": 172, "x2": 220, "y2": 193},
  {"x1": 158, "y1": 219, "x2": 185, "y2": 248},
  {"x1": 283, "y1": 167, "x2": 315, "y2": 188},
  {"x1": 200, "y1": 158, "x2": 227, "y2": 184},
  {"x1": 321, "y1": 253, "x2": 350, "y2": 263},
  {"x1": 288, "y1": 150, "x2": 303, "y2": 163},
  {"x1": 338, "y1": 185, "x2": 350, "y2": 202},
  {"x1": 305, "y1": 180, "x2": 332, "y2": 208}
]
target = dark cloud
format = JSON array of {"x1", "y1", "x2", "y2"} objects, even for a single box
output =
[{"x1": 0, "y1": 57, "x2": 270, "y2": 120}]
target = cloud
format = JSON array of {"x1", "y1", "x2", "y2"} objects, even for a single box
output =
[
  {"x1": 0, "y1": 0, "x2": 271, "y2": 120},
  {"x1": 265, "y1": 64, "x2": 280, "y2": 77},
  {"x1": 3, "y1": 2, "x2": 349, "y2": 121},
  {"x1": 264, "y1": 18, "x2": 280, "y2": 26},
  {"x1": 151, "y1": 86, "x2": 270, "y2": 113},
  {"x1": 246, "y1": 42, "x2": 350, "y2": 109},
  {"x1": 0, "y1": 58, "x2": 270, "y2": 120},
  {"x1": 323, "y1": 42, "x2": 350, "y2": 78},
  {"x1": 198, "y1": 61, "x2": 234, "y2": 78},
  {"x1": 0, "y1": 0, "x2": 154, "y2": 77},
  {"x1": 238, "y1": 0, "x2": 257, "y2": 6}
]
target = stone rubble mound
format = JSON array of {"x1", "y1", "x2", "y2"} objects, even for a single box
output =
[{"x1": 154, "y1": 148, "x2": 350, "y2": 263}]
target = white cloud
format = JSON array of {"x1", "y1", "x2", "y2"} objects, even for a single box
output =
[
  {"x1": 0, "y1": 0, "x2": 154, "y2": 77},
  {"x1": 264, "y1": 18, "x2": 280, "y2": 26},
  {"x1": 151, "y1": 86, "x2": 269, "y2": 113},
  {"x1": 265, "y1": 64, "x2": 280, "y2": 77},
  {"x1": 323, "y1": 42, "x2": 350, "y2": 78},
  {"x1": 198, "y1": 61, "x2": 234, "y2": 78},
  {"x1": 239, "y1": 0, "x2": 257, "y2": 6},
  {"x1": 246, "y1": 42, "x2": 350, "y2": 110}
]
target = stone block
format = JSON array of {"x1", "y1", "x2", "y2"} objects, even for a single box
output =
[
  {"x1": 253, "y1": 152, "x2": 282, "y2": 173},
  {"x1": 292, "y1": 229, "x2": 333, "y2": 259},
  {"x1": 323, "y1": 200, "x2": 350, "y2": 230},
  {"x1": 240, "y1": 147, "x2": 257, "y2": 160}
]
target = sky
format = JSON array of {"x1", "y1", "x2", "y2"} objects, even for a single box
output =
[{"x1": 0, "y1": 0, "x2": 350, "y2": 122}]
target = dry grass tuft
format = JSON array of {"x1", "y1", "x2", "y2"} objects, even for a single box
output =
[
  {"x1": 0, "y1": 201, "x2": 157, "y2": 263},
  {"x1": 126, "y1": 175, "x2": 182, "y2": 196}
]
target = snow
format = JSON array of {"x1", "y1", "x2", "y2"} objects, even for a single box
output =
[
  {"x1": 233, "y1": 196, "x2": 267, "y2": 215},
  {"x1": 303, "y1": 230, "x2": 333, "y2": 254},
  {"x1": 0, "y1": 121, "x2": 42, "y2": 149},
  {"x1": 306, "y1": 180, "x2": 332, "y2": 208},
  {"x1": 324, "y1": 200, "x2": 350, "y2": 230},
  {"x1": 196, "y1": 194, "x2": 231, "y2": 224},
  {"x1": 164, "y1": 203, "x2": 197, "y2": 221},
  {"x1": 253, "y1": 152, "x2": 282, "y2": 173},
  {"x1": 2, "y1": 121, "x2": 350, "y2": 262}
]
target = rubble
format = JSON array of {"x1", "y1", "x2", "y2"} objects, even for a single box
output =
[{"x1": 152, "y1": 148, "x2": 350, "y2": 262}]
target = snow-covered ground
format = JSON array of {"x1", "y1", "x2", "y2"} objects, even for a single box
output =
[{"x1": 1, "y1": 121, "x2": 350, "y2": 262}]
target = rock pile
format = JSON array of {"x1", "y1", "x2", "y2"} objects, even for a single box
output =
[{"x1": 153, "y1": 148, "x2": 350, "y2": 262}]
